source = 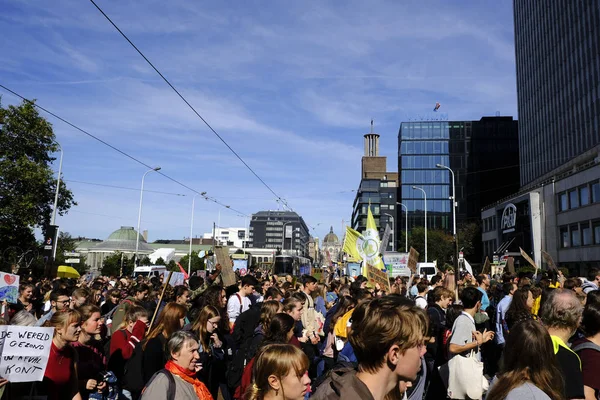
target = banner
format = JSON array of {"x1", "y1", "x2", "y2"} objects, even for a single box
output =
[
  {"x1": 163, "y1": 272, "x2": 185, "y2": 286},
  {"x1": 366, "y1": 265, "x2": 391, "y2": 293},
  {"x1": 383, "y1": 252, "x2": 410, "y2": 278},
  {"x1": 0, "y1": 326, "x2": 54, "y2": 382},
  {"x1": 407, "y1": 247, "x2": 420, "y2": 273},
  {"x1": 0, "y1": 273, "x2": 19, "y2": 304}
]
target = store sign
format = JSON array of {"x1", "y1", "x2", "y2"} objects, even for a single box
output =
[{"x1": 501, "y1": 203, "x2": 517, "y2": 233}]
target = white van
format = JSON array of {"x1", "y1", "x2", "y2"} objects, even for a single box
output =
[
  {"x1": 416, "y1": 262, "x2": 438, "y2": 281},
  {"x1": 133, "y1": 265, "x2": 167, "y2": 278}
]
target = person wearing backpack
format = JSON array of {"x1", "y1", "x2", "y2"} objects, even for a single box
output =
[
  {"x1": 572, "y1": 300, "x2": 600, "y2": 400},
  {"x1": 227, "y1": 276, "x2": 258, "y2": 330},
  {"x1": 110, "y1": 284, "x2": 149, "y2": 335},
  {"x1": 141, "y1": 331, "x2": 213, "y2": 400}
]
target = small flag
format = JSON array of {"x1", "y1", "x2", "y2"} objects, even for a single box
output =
[
  {"x1": 343, "y1": 226, "x2": 363, "y2": 261},
  {"x1": 433, "y1": 102, "x2": 441, "y2": 112},
  {"x1": 177, "y1": 262, "x2": 189, "y2": 280}
]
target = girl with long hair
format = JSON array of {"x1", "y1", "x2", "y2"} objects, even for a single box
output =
[
  {"x1": 198, "y1": 285, "x2": 230, "y2": 335},
  {"x1": 504, "y1": 287, "x2": 535, "y2": 331},
  {"x1": 486, "y1": 319, "x2": 564, "y2": 400},
  {"x1": 141, "y1": 303, "x2": 187, "y2": 384},
  {"x1": 322, "y1": 295, "x2": 357, "y2": 373},
  {"x1": 43, "y1": 309, "x2": 83, "y2": 400},
  {"x1": 245, "y1": 344, "x2": 310, "y2": 400},
  {"x1": 192, "y1": 305, "x2": 225, "y2": 399},
  {"x1": 72, "y1": 304, "x2": 108, "y2": 399}
]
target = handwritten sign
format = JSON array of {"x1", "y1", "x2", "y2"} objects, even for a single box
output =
[
  {"x1": 163, "y1": 272, "x2": 185, "y2": 286},
  {"x1": 506, "y1": 257, "x2": 516, "y2": 274},
  {"x1": 215, "y1": 246, "x2": 236, "y2": 287},
  {"x1": 407, "y1": 247, "x2": 420, "y2": 273},
  {"x1": 366, "y1": 265, "x2": 391, "y2": 293},
  {"x1": 0, "y1": 273, "x2": 19, "y2": 304},
  {"x1": 0, "y1": 326, "x2": 54, "y2": 382},
  {"x1": 541, "y1": 250, "x2": 558, "y2": 272}
]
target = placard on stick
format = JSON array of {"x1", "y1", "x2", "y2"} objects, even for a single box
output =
[
  {"x1": 215, "y1": 246, "x2": 236, "y2": 287},
  {"x1": 541, "y1": 250, "x2": 558, "y2": 272},
  {"x1": 519, "y1": 247, "x2": 537, "y2": 269},
  {"x1": 407, "y1": 247, "x2": 420, "y2": 274},
  {"x1": 506, "y1": 257, "x2": 516, "y2": 274},
  {"x1": 0, "y1": 326, "x2": 54, "y2": 382},
  {"x1": 0, "y1": 272, "x2": 19, "y2": 304},
  {"x1": 482, "y1": 257, "x2": 491, "y2": 275},
  {"x1": 366, "y1": 265, "x2": 391, "y2": 293}
]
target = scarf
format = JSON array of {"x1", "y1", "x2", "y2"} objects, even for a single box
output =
[{"x1": 165, "y1": 360, "x2": 214, "y2": 400}]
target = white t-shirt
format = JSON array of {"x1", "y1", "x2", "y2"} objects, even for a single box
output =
[
  {"x1": 227, "y1": 293, "x2": 251, "y2": 323},
  {"x1": 415, "y1": 296, "x2": 428, "y2": 310}
]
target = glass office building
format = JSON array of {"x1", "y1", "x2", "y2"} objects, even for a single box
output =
[{"x1": 514, "y1": 0, "x2": 600, "y2": 186}]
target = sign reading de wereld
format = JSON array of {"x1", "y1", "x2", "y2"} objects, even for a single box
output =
[{"x1": 501, "y1": 203, "x2": 517, "y2": 233}]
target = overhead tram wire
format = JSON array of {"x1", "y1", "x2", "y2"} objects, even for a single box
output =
[
  {"x1": 0, "y1": 84, "x2": 249, "y2": 217},
  {"x1": 88, "y1": 0, "x2": 292, "y2": 212}
]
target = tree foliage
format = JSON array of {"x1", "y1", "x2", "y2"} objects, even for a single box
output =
[
  {"x1": 0, "y1": 99, "x2": 76, "y2": 257},
  {"x1": 100, "y1": 252, "x2": 134, "y2": 277},
  {"x1": 408, "y1": 227, "x2": 454, "y2": 264},
  {"x1": 54, "y1": 231, "x2": 88, "y2": 275},
  {"x1": 154, "y1": 257, "x2": 165, "y2": 266},
  {"x1": 179, "y1": 251, "x2": 205, "y2": 273}
]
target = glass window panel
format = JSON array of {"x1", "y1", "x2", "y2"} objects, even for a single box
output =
[
  {"x1": 571, "y1": 225, "x2": 581, "y2": 247},
  {"x1": 592, "y1": 182, "x2": 600, "y2": 203},
  {"x1": 560, "y1": 227, "x2": 570, "y2": 248},
  {"x1": 580, "y1": 186, "x2": 590, "y2": 206},
  {"x1": 594, "y1": 222, "x2": 600, "y2": 245},
  {"x1": 434, "y1": 141, "x2": 442, "y2": 154},
  {"x1": 426, "y1": 142, "x2": 434, "y2": 154},
  {"x1": 559, "y1": 193, "x2": 568, "y2": 211},
  {"x1": 583, "y1": 224, "x2": 592, "y2": 246},
  {"x1": 569, "y1": 190, "x2": 579, "y2": 208}
]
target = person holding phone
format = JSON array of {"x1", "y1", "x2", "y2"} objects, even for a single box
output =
[{"x1": 192, "y1": 305, "x2": 225, "y2": 399}]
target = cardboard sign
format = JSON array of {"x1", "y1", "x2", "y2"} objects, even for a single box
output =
[
  {"x1": 366, "y1": 265, "x2": 391, "y2": 293},
  {"x1": 506, "y1": 257, "x2": 516, "y2": 274},
  {"x1": 215, "y1": 246, "x2": 236, "y2": 287},
  {"x1": 407, "y1": 247, "x2": 420, "y2": 273},
  {"x1": 482, "y1": 257, "x2": 491, "y2": 275},
  {"x1": 541, "y1": 250, "x2": 558, "y2": 272},
  {"x1": 519, "y1": 247, "x2": 537, "y2": 269},
  {"x1": 379, "y1": 224, "x2": 392, "y2": 255},
  {"x1": 0, "y1": 326, "x2": 54, "y2": 382},
  {"x1": 163, "y1": 272, "x2": 185, "y2": 286},
  {"x1": 0, "y1": 273, "x2": 19, "y2": 304}
]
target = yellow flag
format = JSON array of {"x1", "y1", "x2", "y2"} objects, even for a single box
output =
[
  {"x1": 343, "y1": 226, "x2": 363, "y2": 261},
  {"x1": 363, "y1": 205, "x2": 385, "y2": 269}
]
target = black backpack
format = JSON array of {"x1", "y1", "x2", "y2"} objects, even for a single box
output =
[
  {"x1": 141, "y1": 369, "x2": 176, "y2": 400},
  {"x1": 123, "y1": 339, "x2": 146, "y2": 397},
  {"x1": 227, "y1": 331, "x2": 263, "y2": 391}
]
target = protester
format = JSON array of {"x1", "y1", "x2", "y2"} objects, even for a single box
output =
[
  {"x1": 10, "y1": 309, "x2": 37, "y2": 326},
  {"x1": 571, "y1": 299, "x2": 600, "y2": 399},
  {"x1": 539, "y1": 289, "x2": 585, "y2": 399},
  {"x1": 476, "y1": 274, "x2": 491, "y2": 313},
  {"x1": 495, "y1": 282, "x2": 517, "y2": 348},
  {"x1": 71, "y1": 288, "x2": 90, "y2": 308},
  {"x1": 582, "y1": 269, "x2": 600, "y2": 294},
  {"x1": 101, "y1": 289, "x2": 121, "y2": 315},
  {"x1": 244, "y1": 344, "x2": 311, "y2": 400},
  {"x1": 233, "y1": 287, "x2": 283, "y2": 346},
  {"x1": 227, "y1": 275, "x2": 259, "y2": 328},
  {"x1": 140, "y1": 330, "x2": 213, "y2": 400},
  {"x1": 191, "y1": 305, "x2": 224, "y2": 398},
  {"x1": 16, "y1": 283, "x2": 35, "y2": 313},
  {"x1": 110, "y1": 284, "x2": 149, "y2": 334},
  {"x1": 504, "y1": 286, "x2": 535, "y2": 331},
  {"x1": 37, "y1": 288, "x2": 71, "y2": 326},
  {"x1": 486, "y1": 320, "x2": 564, "y2": 400},
  {"x1": 415, "y1": 280, "x2": 429, "y2": 309}
]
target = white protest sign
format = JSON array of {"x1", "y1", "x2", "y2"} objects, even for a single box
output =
[
  {"x1": 163, "y1": 272, "x2": 185, "y2": 286},
  {"x1": 0, "y1": 326, "x2": 54, "y2": 382}
]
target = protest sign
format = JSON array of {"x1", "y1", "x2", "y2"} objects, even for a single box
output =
[
  {"x1": 215, "y1": 246, "x2": 236, "y2": 287},
  {"x1": 366, "y1": 265, "x2": 391, "y2": 292},
  {"x1": 519, "y1": 247, "x2": 537, "y2": 269},
  {"x1": 0, "y1": 326, "x2": 54, "y2": 382},
  {"x1": 407, "y1": 247, "x2": 420, "y2": 273},
  {"x1": 163, "y1": 272, "x2": 185, "y2": 286},
  {"x1": 482, "y1": 257, "x2": 491, "y2": 275},
  {"x1": 0, "y1": 273, "x2": 19, "y2": 304},
  {"x1": 506, "y1": 257, "x2": 516, "y2": 274},
  {"x1": 541, "y1": 250, "x2": 558, "y2": 272},
  {"x1": 383, "y1": 252, "x2": 410, "y2": 278}
]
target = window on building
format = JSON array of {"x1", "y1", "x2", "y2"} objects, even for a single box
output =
[
  {"x1": 592, "y1": 182, "x2": 600, "y2": 203},
  {"x1": 569, "y1": 190, "x2": 579, "y2": 209},
  {"x1": 594, "y1": 221, "x2": 600, "y2": 245},
  {"x1": 580, "y1": 186, "x2": 590, "y2": 206},
  {"x1": 381, "y1": 204, "x2": 388, "y2": 210},
  {"x1": 559, "y1": 192, "x2": 568, "y2": 211},
  {"x1": 389, "y1": 205, "x2": 395, "y2": 210},
  {"x1": 582, "y1": 223, "x2": 592, "y2": 246},
  {"x1": 560, "y1": 227, "x2": 570, "y2": 248},
  {"x1": 388, "y1": 182, "x2": 397, "y2": 188},
  {"x1": 571, "y1": 225, "x2": 581, "y2": 247}
]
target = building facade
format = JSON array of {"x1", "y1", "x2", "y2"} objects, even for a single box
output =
[
  {"x1": 398, "y1": 118, "x2": 520, "y2": 246},
  {"x1": 202, "y1": 227, "x2": 248, "y2": 248},
  {"x1": 351, "y1": 126, "x2": 398, "y2": 252},
  {"x1": 248, "y1": 211, "x2": 311, "y2": 256},
  {"x1": 514, "y1": 0, "x2": 600, "y2": 187},
  {"x1": 320, "y1": 227, "x2": 342, "y2": 266}
]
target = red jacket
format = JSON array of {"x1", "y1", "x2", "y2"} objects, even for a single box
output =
[{"x1": 109, "y1": 320, "x2": 146, "y2": 360}]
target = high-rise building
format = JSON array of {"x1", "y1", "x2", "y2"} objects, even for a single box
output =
[
  {"x1": 514, "y1": 1, "x2": 600, "y2": 187},
  {"x1": 202, "y1": 227, "x2": 248, "y2": 248},
  {"x1": 351, "y1": 123, "x2": 398, "y2": 251},
  {"x1": 248, "y1": 211, "x2": 310, "y2": 255},
  {"x1": 398, "y1": 117, "x2": 519, "y2": 260}
]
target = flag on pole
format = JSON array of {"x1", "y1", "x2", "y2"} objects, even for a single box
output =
[
  {"x1": 343, "y1": 226, "x2": 363, "y2": 261},
  {"x1": 362, "y1": 206, "x2": 385, "y2": 269},
  {"x1": 177, "y1": 262, "x2": 189, "y2": 280}
]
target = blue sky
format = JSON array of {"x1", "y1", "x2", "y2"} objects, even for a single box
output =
[{"x1": 1, "y1": 0, "x2": 517, "y2": 243}]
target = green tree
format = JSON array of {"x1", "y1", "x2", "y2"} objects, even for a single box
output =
[
  {"x1": 167, "y1": 260, "x2": 177, "y2": 272},
  {"x1": 179, "y1": 251, "x2": 205, "y2": 273},
  {"x1": 140, "y1": 256, "x2": 151, "y2": 265},
  {"x1": 0, "y1": 100, "x2": 76, "y2": 260},
  {"x1": 458, "y1": 222, "x2": 482, "y2": 263},
  {"x1": 53, "y1": 231, "x2": 89, "y2": 275},
  {"x1": 154, "y1": 257, "x2": 165, "y2": 266},
  {"x1": 408, "y1": 227, "x2": 454, "y2": 264},
  {"x1": 101, "y1": 252, "x2": 123, "y2": 277}
]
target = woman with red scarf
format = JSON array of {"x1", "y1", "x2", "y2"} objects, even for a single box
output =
[{"x1": 141, "y1": 330, "x2": 213, "y2": 400}]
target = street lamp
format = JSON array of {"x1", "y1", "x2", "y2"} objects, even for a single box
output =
[
  {"x1": 397, "y1": 202, "x2": 408, "y2": 253},
  {"x1": 134, "y1": 166, "x2": 161, "y2": 267},
  {"x1": 412, "y1": 186, "x2": 428, "y2": 263},
  {"x1": 382, "y1": 213, "x2": 395, "y2": 252},
  {"x1": 188, "y1": 191, "x2": 207, "y2": 276},
  {"x1": 437, "y1": 163, "x2": 458, "y2": 270},
  {"x1": 51, "y1": 142, "x2": 63, "y2": 225}
]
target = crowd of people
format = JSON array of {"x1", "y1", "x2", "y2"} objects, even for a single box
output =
[{"x1": 1, "y1": 264, "x2": 600, "y2": 400}]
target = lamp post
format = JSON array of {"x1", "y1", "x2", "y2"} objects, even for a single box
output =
[
  {"x1": 412, "y1": 186, "x2": 427, "y2": 263},
  {"x1": 134, "y1": 166, "x2": 161, "y2": 268},
  {"x1": 50, "y1": 142, "x2": 63, "y2": 225},
  {"x1": 397, "y1": 202, "x2": 408, "y2": 253},
  {"x1": 437, "y1": 163, "x2": 458, "y2": 271},
  {"x1": 382, "y1": 213, "x2": 395, "y2": 252},
  {"x1": 188, "y1": 192, "x2": 207, "y2": 277}
]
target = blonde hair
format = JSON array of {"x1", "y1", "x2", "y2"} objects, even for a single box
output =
[
  {"x1": 245, "y1": 344, "x2": 309, "y2": 400},
  {"x1": 44, "y1": 309, "x2": 82, "y2": 337},
  {"x1": 260, "y1": 300, "x2": 282, "y2": 332},
  {"x1": 443, "y1": 271, "x2": 456, "y2": 292}
]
